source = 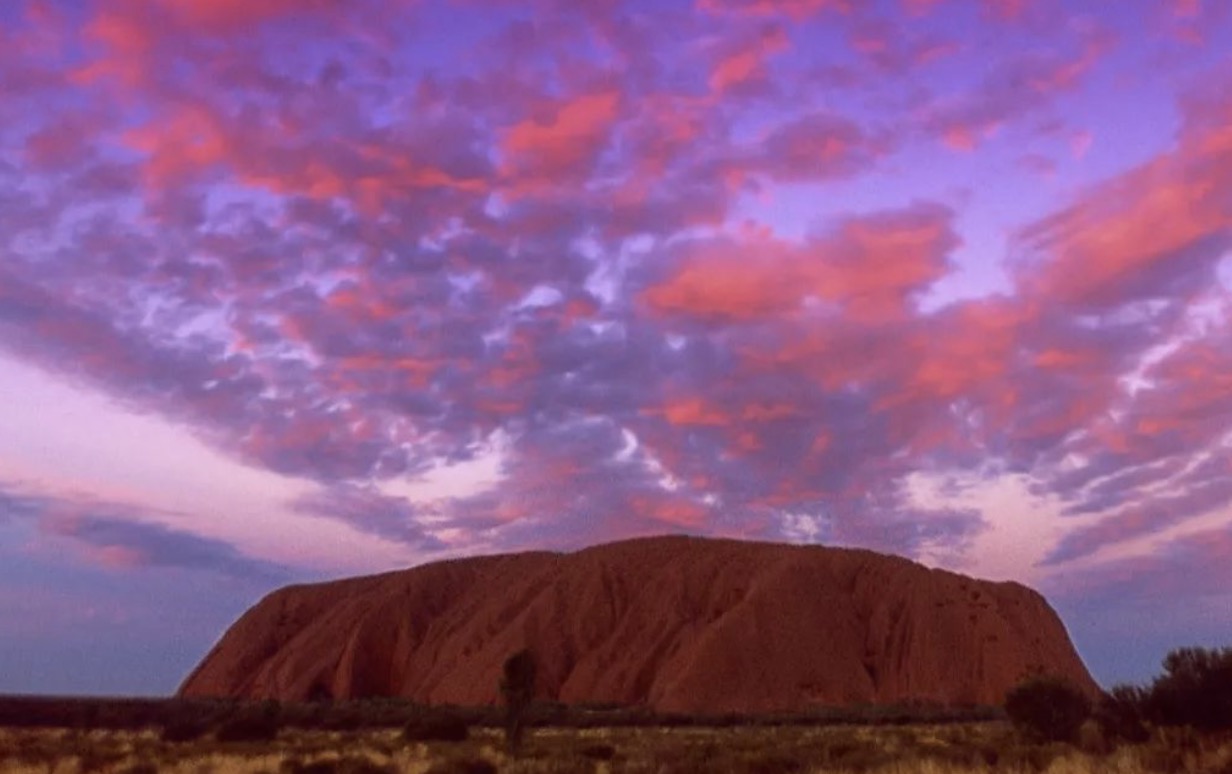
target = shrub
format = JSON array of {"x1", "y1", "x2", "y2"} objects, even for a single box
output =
[
  {"x1": 215, "y1": 703, "x2": 282, "y2": 743},
  {"x1": 1138, "y1": 729, "x2": 1201, "y2": 774},
  {"x1": 160, "y1": 718, "x2": 212, "y2": 743},
  {"x1": 1095, "y1": 684, "x2": 1150, "y2": 744},
  {"x1": 402, "y1": 713, "x2": 469, "y2": 742},
  {"x1": 1004, "y1": 675, "x2": 1092, "y2": 743},
  {"x1": 1144, "y1": 646, "x2": 1232, "y2": 732},
  {"x1": 1076, "y1": 719, "x2": 1113, "y2": 756},
  {"x1": 579, "y1": 742, "x2": 616, "y2": 761}
]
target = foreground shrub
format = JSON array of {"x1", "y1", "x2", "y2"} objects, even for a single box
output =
[
  {"x1": 1138, "y1": 728, "x2": 1204, "y2": 774},
  {"x1": 1144, "y1": 646, "x2": 1232, "y2": 732},
  {"x1": 1004, "y1": 675, "x2": 1091, "y2": 743},
  {"x1": 1095, "y1": 684, "x2": 1150, "y2": 744},
  {"x1": 401, "y1": 713, "x2": 469, "y2": 742},
  {"x1": 160, "y1": 718, "x2": 212, "y2": 743},
  {"x1": 215, "y1": 703, "x2": 282, "y2": 743},
  {"x1": 579, "y1": 742, "x2": 616, "y2": 761}
]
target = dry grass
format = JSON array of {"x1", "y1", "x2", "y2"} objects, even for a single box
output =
[{"x1": 0, "y1": 722, "x2": 1229, "y2": 773}]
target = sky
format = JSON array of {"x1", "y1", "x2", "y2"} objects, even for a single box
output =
[{"x1": 0, "y1": 0, "x2": 1230, "y2": 696}]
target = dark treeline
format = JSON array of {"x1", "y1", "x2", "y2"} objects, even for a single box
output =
[
  {"x1": 1005, "y1": 645, "x2": 1232, "y2": 745},
  {"x1": 0, "y1": 694, "x2": 1002, "y2": 734}
]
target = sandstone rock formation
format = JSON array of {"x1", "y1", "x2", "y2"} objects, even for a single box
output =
[{"x1": 179, "y1": 536, "x2": 1097, "y2": 712}]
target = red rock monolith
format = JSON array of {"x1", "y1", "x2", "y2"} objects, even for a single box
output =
[{"x1": 179, "y1": 536, "x2": 1097, "y2": 712}]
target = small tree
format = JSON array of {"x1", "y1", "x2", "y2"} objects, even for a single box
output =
[
  {"x1": 500, "y1": 649, "x2": 536, "y2": 754},
  {"x1": 1144, "y1": 646, "x2": 1232, "y2": 732},
  {"x1": 1005, "y1": 675, "x2": 1091, "y2": 743}
]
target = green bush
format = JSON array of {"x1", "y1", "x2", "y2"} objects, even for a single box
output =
[
  {"x1": 1144, "y1": 646, "x2": 1232, "y2": 732},
  {"x1": 1004, "y1": 675, "x2": 1091, "y2": 743}
]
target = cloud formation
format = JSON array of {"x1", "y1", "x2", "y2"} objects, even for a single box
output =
[
  {"x1": 1, "y1": 0, "x2": 1230, "y2": 690},
  {"x1": 0, "y1": 484, "x2": 292, "y2": 583}
]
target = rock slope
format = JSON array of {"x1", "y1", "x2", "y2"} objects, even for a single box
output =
[{"x1": 179, "y1": 536, "x2": 1096, "y2": 712}]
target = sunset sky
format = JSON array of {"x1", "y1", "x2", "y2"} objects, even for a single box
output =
[{"x1": 1, "y1": 0, "x2": 1231, "y2": 695}]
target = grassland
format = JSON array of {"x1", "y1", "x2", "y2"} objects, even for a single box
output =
[{"x1": 0, "y1": 714, "x2": 1230, "y2": 773}]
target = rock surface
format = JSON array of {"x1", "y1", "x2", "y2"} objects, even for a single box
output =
[{"x1": 179, "y1": 536, "x2": 1097, "y2": 712}]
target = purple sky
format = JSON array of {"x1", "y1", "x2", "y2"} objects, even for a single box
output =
[{"x1": 1, "y1": 0, "x2": 1231, "y2": 695}]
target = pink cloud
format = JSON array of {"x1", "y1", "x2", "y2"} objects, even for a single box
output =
[
  {"x1": 1070, "y1": 130, "x2": 1094, "y2": 159},
  {"x1": 1018, "y1": 153, "x2": 1058, "y2": 177},
  {"x1": 651, "y1": 397, "x2": 730, "y2": 427},
  {"x1": 643, "y1": 203, "x2": 956, "y2": 323},
  {"x1": 641, "y1": 234, "x2": 802, "y2": 321},
  {"x1": 503, "y1": 91, "x2": 623, "y2": 188},
  {"x1": 902, "y1": 0, "x2": 943, "y2": 15},
  {"x1": 73, "y1": 4, "x2": 158, "y2": 87},
  {"x1": 1047, "y1": 477, "x2": 1232, "y2": 565},
  {"x1": 821, "y1": 205, "x2": 958, "y2": 321},
  {"x1": 982, "y1": 0, "x2": 1028, "y2": 21},
  {"x1": 848, "y1": 19, "x2": 958, "y2": 73},
  {"x1": 924, "y1": 28, "x2": 1110, "y2": 151},
  {"x1": 1017, "y1": 103, "x2": 1232, "y2": 310},
  {"x1": 754, "y1": 113, "x2": 885, "y2": 181},
  {"x1": 1119, "y1": 334, "x2": 1232, "y2": 453},
  {"x1": 1, "y1": 484, "x2": 291, "y2": 580},
  {"x1": 122, "y1": 105, "x2": 230, "y2": 187},
  {"x1": 92, "y1": 545, "x2": 147, "y2": 570},
  {"x1": 157, "y1": 0, "x2": 333, "y2": 29},
  {"x1": 1049, "y1": 523, "x2": 1232, "y2": 601},
  {"x1": 697, "y1": 0, "x2": 847, "y2": 20},
  {"x1": 22, "y1": 114, "x2": 103, "y2": 171},
  {"x1": 707, "y1": 26, "x2": 791, "y2": 95},
  {"x1": 1172, "y1": 0, "x2": 1201, "y2": 18}
]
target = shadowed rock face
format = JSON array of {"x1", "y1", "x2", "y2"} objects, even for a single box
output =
[{"x1": 179, "y1": 536, "x2": 1097, "y2": 712}]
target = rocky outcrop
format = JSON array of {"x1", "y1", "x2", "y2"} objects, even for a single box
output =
[{"x1": 179, "y1": 536, "x2": 1097, "y2": 712}]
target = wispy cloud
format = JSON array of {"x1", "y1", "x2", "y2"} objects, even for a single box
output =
[{"x1": 0, "y1": 483, "x2": 292, "y2": 583}]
